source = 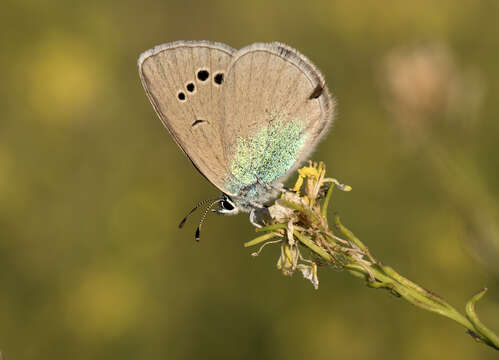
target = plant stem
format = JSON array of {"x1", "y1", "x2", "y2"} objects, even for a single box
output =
[
  {"x1": 335, "y1": 218, "x2": 499, "y2": 350},
  {"x1": 246, "y1": 161, "x2": 499, "y2": 351}
]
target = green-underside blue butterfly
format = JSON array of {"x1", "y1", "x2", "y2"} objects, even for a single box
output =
[{"x1": 138, "y1": 41, "x2": 334, "y2": 239}]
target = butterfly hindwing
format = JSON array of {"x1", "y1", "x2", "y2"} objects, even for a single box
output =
[{"x1": 221, "y1": 42, "x2": 334, "y2": 197}]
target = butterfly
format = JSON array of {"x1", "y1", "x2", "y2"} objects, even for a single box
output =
[{"x1": 138, "y1": 41, "x2": 334, "y2": 239}]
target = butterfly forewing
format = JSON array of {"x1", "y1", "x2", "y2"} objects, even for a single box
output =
[{"x1": 138, "y1": 41, "x2": 236, "y2": 193}]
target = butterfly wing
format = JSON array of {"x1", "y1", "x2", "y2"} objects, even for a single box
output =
[
  {"x1": 221, "y1": 42, "x2": 334, "y2": 196},
  {"x1": 138, "y1": 41, "x2": 236, "y2": 192}
]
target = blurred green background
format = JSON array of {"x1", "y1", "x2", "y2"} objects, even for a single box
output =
[{"x1": 1, "y1": 0, "x2": 499, "y2": 359}]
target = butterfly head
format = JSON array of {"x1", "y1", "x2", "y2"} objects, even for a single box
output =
[{"x1": 213, "y1": 194, "x2": 240, "y2": 216}]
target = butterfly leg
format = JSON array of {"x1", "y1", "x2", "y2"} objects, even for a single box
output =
[
  {"x1": 276, "y1": 184, "x2": 296, "y2": 193},
  {"x1": 267, "y1": 181, "x2": 297, "y2": 193},
  {"x1": 269, "y1": 183, "x2": 285, "y2": 192},
  {"x1": 249, "y1": 200, "x2": 264, "y2": 209}
]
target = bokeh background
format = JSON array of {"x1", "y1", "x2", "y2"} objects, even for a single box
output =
[{"x1": 1, "y1": 0, "x2": 499, "y2": 359}]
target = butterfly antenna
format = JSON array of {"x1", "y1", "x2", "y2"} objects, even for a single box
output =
[
  {"x1": 195, "y1": 199, "x2": 223, "y2": 242},
  {"x1": 178, "y1": 197, "x2": 220, "y2": 228}
]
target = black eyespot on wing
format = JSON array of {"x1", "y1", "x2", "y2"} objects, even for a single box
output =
[
  {"x1": 178, "y1": 92, "x2": 186, "y2": 101},
  {"x1": 186, "y1": 83, "x2": 195, "y2": 92},
  {"x1": 197, "y1": 70, "x2": 209, "y2": 81},
  {"x1": 214, "y1": 73, "x2": 224, "y2": 85},
  {"x1": 191, "y1": 119, "x2": 206, "y2": 127},
  {"x1": 309, "y1": 83, "x2": 324, "y2": 99}
]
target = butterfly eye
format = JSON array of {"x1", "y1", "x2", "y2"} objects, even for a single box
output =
[
  {"x1": 186, "y1": 82, "x2": 195, "y2": 92},
  {"x1": 177, "y1": 91, "x2": 186, "y2": 101},
  {"x1": 221, "y1": 200, "x2": 234, "y2": 211}
]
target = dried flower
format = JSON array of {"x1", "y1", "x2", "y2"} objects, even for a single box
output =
[{"x1": 244, "y1": 161, "x2": 499, "y2": 350}]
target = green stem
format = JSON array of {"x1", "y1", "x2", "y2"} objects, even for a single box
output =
[
  {"x1": 342, "y1": 261, "x2": 492, "y2": 341},
  {"x1": 294, "y1": 230, "x2": 333, "y2": 262},
  {"x1": 246, "y1": 161, "x2": 499, "y2": 351},
  {"x1": 332, "y1": 221, "x2": 493, "y2": 346},
  {"x1": 378, "y1": 263, "x2": 456, "y2": 312},
  {"x1": 333, "y1": 215, "x2": 375, "y2": 263},
  {"x1": 256, "y1": 223, "x2": 287, "y2": 232},
  {"x1": 244, "y1": 232, "x2": 281, "y2": 248},
  {"x1": 321, "y1": 181, "x2": 335, "y2": 218},
  {"x1": 312, "y1": 216, "x2": 495, "y2": 347},
  {"x1": 465, "y1": 288, "x2": 499, "y2": 349},
  {"x1": 333, "y1": 215, "x2": 370, "y2": 254}
]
